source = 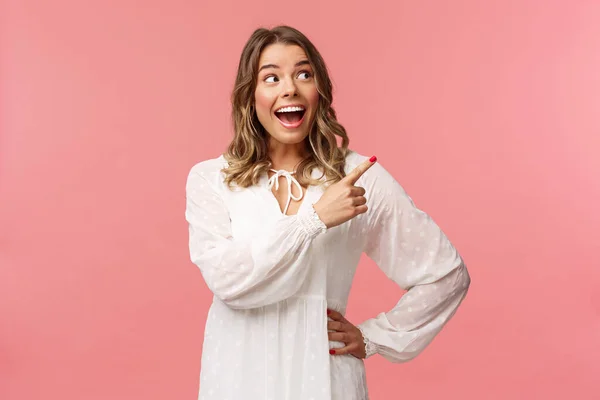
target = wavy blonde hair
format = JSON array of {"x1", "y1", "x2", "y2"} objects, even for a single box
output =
[{"x1": 222, "y1": 25, "x2": 350, "y2": 188}]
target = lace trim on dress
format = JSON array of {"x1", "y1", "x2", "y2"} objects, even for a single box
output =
[{"x1": 357, "y1": 325, "x2": 377, "y2": 358}]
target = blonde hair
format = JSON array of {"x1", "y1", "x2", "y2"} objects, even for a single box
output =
[{"x1": 222, "y1": 25, "x2": 350, "y2": 188}]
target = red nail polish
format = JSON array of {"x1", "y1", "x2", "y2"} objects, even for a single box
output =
[
  {"x1": 329, "y1": 349, "x2": 336, "y2": 355},
  {"x1": 369, "y1": 155, "x2": 377, "y2": 163},
  {"x1": 327, "y1": 309, "x2": 331, "y2": 315}
]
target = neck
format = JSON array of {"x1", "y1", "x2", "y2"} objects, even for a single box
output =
[{"x1": 268, "y1": 138, "x2": 309, "y2": 171}]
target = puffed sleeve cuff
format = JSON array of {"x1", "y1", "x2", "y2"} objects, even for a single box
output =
[
  {"x1": 357, "y1": 324, "x2": 378, "y2": 359},
  {"x1": 297, "y1": 204, "x2": 328, "y2": 238}
]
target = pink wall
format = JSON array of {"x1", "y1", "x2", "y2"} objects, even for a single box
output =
[{"x1": 1, "y1": 1, "x2": 599, "y2": 399}]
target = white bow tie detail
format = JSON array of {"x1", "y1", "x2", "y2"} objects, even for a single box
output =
[{"x1": 267, "y1": 168, "x2": 303, "y2": 215}]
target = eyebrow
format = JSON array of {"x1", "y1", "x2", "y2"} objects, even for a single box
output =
[{"x1": 258, "y1": 60, "x2": 311, "y2": 73}]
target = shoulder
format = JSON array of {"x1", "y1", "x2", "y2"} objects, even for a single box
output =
[
  {"x1": 186, "y1": 154, "x2": 229, "y2": 189},
  {"x1": 344, "y1": 151, "x2": 416, "y2": 215},
  {"x1": 188, "y1": 154, "x2": 228, "y2": 175},
  {"x1": 343, "y1": 149, "x2": 369, "y2": 172},
  {"x1": 343, "y1": 149, "x2": 398, "y2": 187}
]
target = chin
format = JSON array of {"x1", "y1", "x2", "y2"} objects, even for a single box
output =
[
  {"x1": 266, "y1": 125, "x2": 309, "y2": 144},
  {"x1": 273, "y1": 133, "x2": 308, "y2": 144}
]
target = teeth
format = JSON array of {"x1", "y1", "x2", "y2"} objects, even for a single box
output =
[{"x1": 276, "y1": 106, "x2": 305, "y2": 113}]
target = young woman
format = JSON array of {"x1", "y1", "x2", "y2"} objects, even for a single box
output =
[{"x1": 185, "y1": 25, "x2": 471, "y2": 400}]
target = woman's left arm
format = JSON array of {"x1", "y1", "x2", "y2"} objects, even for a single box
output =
[{"x1": 356, "y1": 160, "x2": 471, "y2": 363}]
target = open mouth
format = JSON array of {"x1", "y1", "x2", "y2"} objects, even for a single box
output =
[{"x1": 274, "y1": 105, "x2": 306, "y2": 128}]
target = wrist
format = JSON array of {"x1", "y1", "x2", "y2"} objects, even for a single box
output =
[
  {"x1": 311, "y1": 202, "x2": 330, "y2": 229},
  {"x1": 357, "y1": 325, "x2": 377, "y2": 359},
  {"x1": 298, "y1": 204, "x2": 328, "y2": 237}
]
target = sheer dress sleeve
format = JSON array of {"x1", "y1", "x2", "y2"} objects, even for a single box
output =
[
  {"x1": 356, "y1": 161, "x2": 471, "y2": 363},
  {"x1": 185, "y1": 162, "x2": 326, "y2": 310}
]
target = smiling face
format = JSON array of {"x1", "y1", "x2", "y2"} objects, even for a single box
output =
[{"x1": 254, "y1": 43, "x2": 319, "y2": 146}]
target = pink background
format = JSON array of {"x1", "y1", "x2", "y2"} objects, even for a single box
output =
[{"x1": 1, "y1": 0, "x2": 599, "y2": 399}]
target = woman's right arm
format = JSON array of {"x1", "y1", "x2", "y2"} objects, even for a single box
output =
[{"x1": 185, "y1": 163, "x2": 325, "y2": 310}]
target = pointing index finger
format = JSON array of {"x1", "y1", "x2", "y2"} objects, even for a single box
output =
[{"x1": 343, "y1": 155, "x2": 377, "y2": 185}]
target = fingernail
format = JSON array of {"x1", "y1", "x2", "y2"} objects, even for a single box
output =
[
  {"x1": 327, "y1": 309, "x2": 331, "y2": 315},
  {"x1": 329, "y1": 349, "x2": 336, "y2": 355},
  {"x1": 369, "y1": 156, "x2": 377, "y2": 163}
]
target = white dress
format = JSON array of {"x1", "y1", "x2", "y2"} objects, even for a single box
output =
[{"x1": 185, "y1": 150, "x2": 471, "y2": 400}]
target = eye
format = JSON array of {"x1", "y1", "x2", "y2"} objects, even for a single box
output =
[
  {"x1": 298, "y1": 71, "x2": 312, "y2": 80},
  {"x1": 264, "y1": 75, "x2": 278, "y2": 83}
]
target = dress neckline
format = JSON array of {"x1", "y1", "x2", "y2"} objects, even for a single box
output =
[{"x1": 266, "y1": 168, "x2": 306, "y2": 216}]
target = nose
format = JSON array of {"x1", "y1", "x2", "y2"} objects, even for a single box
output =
[{"x1": 281, "y1": 77, "x2": 298, "y2": 98}]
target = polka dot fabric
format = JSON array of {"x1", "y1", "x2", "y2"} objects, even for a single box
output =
[{"x1": 185, "y1": 150, "x2": 471, "y2": 399}]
